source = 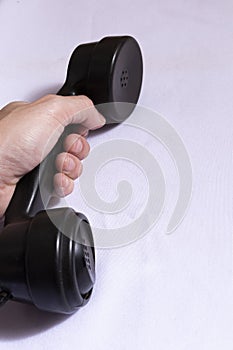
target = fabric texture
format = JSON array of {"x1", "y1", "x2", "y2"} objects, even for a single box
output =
[{"x1": 0, "y1": 1, "x2": 232, "y2": 349}]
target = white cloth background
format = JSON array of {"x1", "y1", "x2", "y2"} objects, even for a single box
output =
[{"x1": 0, "y1": 0, "x2": 232, "y2": 349}]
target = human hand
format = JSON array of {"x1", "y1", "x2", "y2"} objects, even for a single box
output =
[{"x1": 0, "y1": 94, "x2": 105, "y2": 218}]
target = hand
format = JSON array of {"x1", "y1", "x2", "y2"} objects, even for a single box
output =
[{"x1": 0, "y1": 94, "x2": 105, "y2": 217}]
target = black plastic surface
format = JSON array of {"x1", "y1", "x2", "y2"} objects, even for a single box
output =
[
  {"x1": 58, "y1": 36, "x2": 143, "y2": 123},
  {"x1": 1, "y1": 35, "x2": 143, "y2": 314},
  {"x1": 0, "y1": 209, "x2": 95, "y2": 313}
]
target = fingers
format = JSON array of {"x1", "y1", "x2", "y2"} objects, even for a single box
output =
[
  {"x1": 67, "y1": 95, "x2": 106, "y2": 129},
  {"x1": 71, "y1": 125, "x2": 89, "y2": 137},
  {"x1": 55, "y1": 152, "x2": 83, "y2": 179},
  {"x1": 53, "y1": 173, "x2": 74, "y2": 197},
  {"x1": 63, "y1": 134, "x2": 90, "y2": 160},
  {"x1": 54, "y1": 151, "x2": 83, "y2": 197},
  {"x1": 0, "y1": 94, "x2": 101, "y2": 199},
  {"x1": 54, "y1": 131, "x2": 88, "y2": 196},
  {"x1": 32, "y1": 94, "x2": 106, "y2": 130}
]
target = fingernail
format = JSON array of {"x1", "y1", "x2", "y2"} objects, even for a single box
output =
[
  {"x1": 64, "y1": 156, "x2": 75, "y2": 171},
  {"x1": 62, "y1": 175, "x2": 70, "y2": 188},
  {"x1": 71, "y1": 138, "x2": 83, "y2": 154}
]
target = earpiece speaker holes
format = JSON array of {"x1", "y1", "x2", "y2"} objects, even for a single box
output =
[{"x1": 120, "y1": 69, "x2": 129, "y2": 88}]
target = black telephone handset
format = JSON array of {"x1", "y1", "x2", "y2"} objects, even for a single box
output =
[{"x1": 0, "y1": 36, "x2": 143, "y2": 314}]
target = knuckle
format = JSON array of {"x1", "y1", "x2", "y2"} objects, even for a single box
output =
[
  {"x1": 77, "y1": 95, "x2": 94, "y2": 107},
  {"x1": 40, "y1": 94, "x2": 63, "y2": 109},
  {"x1": 40, "y1": 95, "x2": 65, "y2": 118},
  {"x1": 43, "y1": 94, "x2": 58, "y2": 101}
]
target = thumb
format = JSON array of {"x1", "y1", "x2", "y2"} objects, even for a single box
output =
[{"x1": 32, "y1": 94, "x2": 106, "y2": 130}]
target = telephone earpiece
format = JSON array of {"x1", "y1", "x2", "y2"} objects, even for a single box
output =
[
  {"x1": 0, "y1": 36, "x2": 143, "y2": 314},
  {"x1": 58, "y1": 35, "x2": 143, "y2": 123}
]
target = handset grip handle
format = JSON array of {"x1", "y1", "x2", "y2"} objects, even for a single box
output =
[
  {"x1": 5, "y1": 98, "x2": 75, "y2": 225},
  {"x1": 5, "y1": 132, "x2": 61, "y2": 224},
  {"x1": 5, "y1": 43, "x2": 96, "y2": 224}
]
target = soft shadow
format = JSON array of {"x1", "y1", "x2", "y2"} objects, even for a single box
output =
[
  {"x1": 89, "y1": 123, "x2": 121, "y2": 136},
  {"x1": 0, "y1": 300, "x2": 70, "y2": 340}
]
